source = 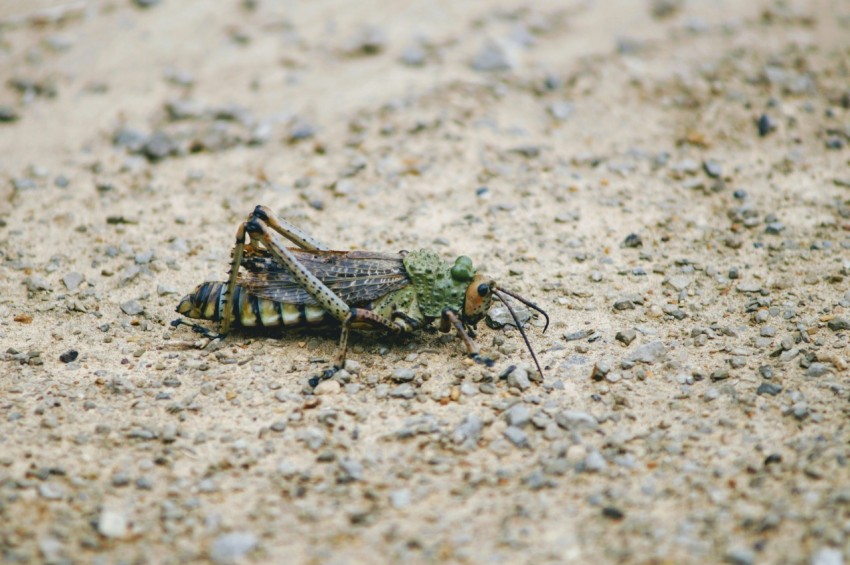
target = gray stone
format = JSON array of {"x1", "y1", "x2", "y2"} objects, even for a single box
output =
[
  {"x1": 97, "y1": 509, "x2": 128, "y2": 538},
  {"x1": 389, "y1": 489, "x2": 412, "y2": 508},
  {"x1": 504, "y1": 426, "x2": 529, "y2": 448},
  {"x1": 487, "y1": 305, "x2": 531, "y2": 328},
  {"x1": 555, "y1": 410, "x2": 598, "y2": 431},
  {"x1": 38, "y1": 482, "x2": 64, "y2": 500},
  {"x1": 453, "y1": 414, "x2": 483, "y2": 447},
  {"x1": 757, "y1": 383, "x2": 782, "y2": 396},
  {"x1": 120, "y1": 300, "x2": 144, "y2": 316},
  {"x1": 736, "y1": 282, "x2": 763, "y2": 293},
  {"x1": 811, "y1": 547, "x2": 844, "y2": 565},
  {"x1": 626, "y1": 341, "x2": 667, "y2": 364},
  {"x1": 471, "y1": 40, "x2": 515, "y2": 72},
  {"x1": 391, "y1": 367, "x2": 415, "y2": 382},
  {"x1": 583, "y1": 450, "x2": 607, "y2": 472},
  {"x1": 507, "y1": 367, "x2": 531, "y2": 391},
  {"x1": 157, "y1": 284, "x2": 178, "y2": 296},
  {"x1": 25, "y1": 276, "x2": 52, "y2": 292},
  {"x1": 505, "y1": 404, "x2": 530, "y2": 428},
  {"x1": 827, "y1": 317, "x2": 850, "y2": 331},
  {"x1": 337, "y1": 458, "x2": 363, "y2": 483},
  {"x1": 389, "y1": 383, "x2": 415, "y2": 399},
  {"x1": 806, "y1": 363, "x2": 832, "y2": 377},
  {"x1": 210, "y1": 532, "x2": 258, "y2": 564},
  {"x1": 666, "y1": 275, "x2": 691, "y2": 291},
  {"x1": 726, "y1": 547, "x2": 755, "y2": 565},
  {"x1": 615, "y1": 329, "x2": 636, "y2": 345},
  {"x1": 62, "y1": 271, "x2": 84, "y2": 291},
  {"x1": 703, "y1": 159, "x2": 722, "y2": 178}
]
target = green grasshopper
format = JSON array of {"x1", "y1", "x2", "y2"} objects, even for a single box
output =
[{"x1": 173, "y1": 205, "x2": 548, "y2": 386}]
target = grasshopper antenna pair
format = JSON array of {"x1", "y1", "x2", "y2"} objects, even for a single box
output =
[{"x1": 491, "y1": 286, "x2": 550, "y2": 378}]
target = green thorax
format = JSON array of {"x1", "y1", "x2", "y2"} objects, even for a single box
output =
[{"x1": 403, "y1": 250, "x2": 475, "y2": 318}]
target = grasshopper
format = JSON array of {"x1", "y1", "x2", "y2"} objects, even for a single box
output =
[{"x1": 174, "y1": 205, "x2": 548, "y2": 386}]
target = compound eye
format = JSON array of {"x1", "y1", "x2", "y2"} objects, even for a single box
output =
[{"x1": 477, "y1": 283, "x2": 490, "y2": 297}]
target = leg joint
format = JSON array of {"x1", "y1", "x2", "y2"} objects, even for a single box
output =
[{"x1": 252, "y1": 205, "x2": 269, "y2": 222}]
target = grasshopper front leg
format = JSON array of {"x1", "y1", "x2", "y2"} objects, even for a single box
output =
[
  {"x1": 441, "y1": 310, "x2": 494, "y2": 368},
  {"x1": 244, "y1": 217, "x2": 401, "y2": 385}
]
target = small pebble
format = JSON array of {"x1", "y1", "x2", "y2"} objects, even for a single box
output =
[
  {"x1": 120, "y1": 300, "x2": 144, "y2": 316},
  {"x1": 626, "y1": 341, "x2": 667, "y2": 364},
  {"x1": 391, "y1": 367, "x2": 415, "y2": 382},
  {"x1": 615, "y1": 329, "x2": 636, "y2": 345},
  {"x1": 810, "y1": 548, "x2": 844, "y2": 565},
  {"x1": 757, "y1": 382, "x2": 782, "y2": 396},
  {"x1": 59, "y1": 350, "x2": 78, "y2": 363},
  {"x1": 506, "y1": 367, "x2": 531, "y2": 391},
  {"x1": 583, "y1": 451, "x2": 606, "y2": 472},
  {"x1": 623, "y1": 233, "x2": 643, "y2": 248},
  {"x1": 757, "y1": 113, "x2": 776, "y2": 137},
  {"x1": 210, "y1": 532, "x2": 258, "y2": 564},
  {"x1": 390, "y1": 383, "x2": 415, "y2": 399},
  {"x1": 471, "y1": 40, "x2": 515, "y2": 72},
  {"x1": 703, "y1": 159, "x2": 722, "y2": 178},
  {"x1": 504, "y1": 426, "x2": 529, "y2": 448},
  {"x1": 806, "y1": 363, "x2": 831, "y2": 377},
  {"x1": 62, "y1": 271, "x2": 84, "y2": 291},
  {"x1": 505, "y1": 404, "x2": 530, "y2": 428},
  {"x1": 314, "y1": 380, "x2": 341, "y2": 395},
  {"x1": 97, "y1": 509, "x2": 128, "y2": 538}
]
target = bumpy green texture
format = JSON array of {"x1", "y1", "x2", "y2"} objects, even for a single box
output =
[{"x1": 403, "y1": 250, "x2": 475, "y2": 318}]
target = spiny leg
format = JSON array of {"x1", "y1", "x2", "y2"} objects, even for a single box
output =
[
  {"x1": 219, "y1": 222, "x2": 247, "y2": 336},
  {"x1": 250, "y1": 205, "x2": 330, "y2": 252},
  {"x1": 441, "y1": 310, "x2": 494, "y2": 368},
  {"x1": 221, "y1": 206, "x2": 330, "y2": 336},
  {"x1": 309, "y1": 308, "x2": 402, "y2": 387},
  {"x1": 246, "y1": 218, "x2": 400, "y2": 384}
]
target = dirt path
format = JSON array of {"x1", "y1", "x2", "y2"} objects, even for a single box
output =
[{"x1": 1, "y1": 1, "x2": 849, "y2": 563}]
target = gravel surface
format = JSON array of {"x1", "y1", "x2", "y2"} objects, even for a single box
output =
[{"x1": 1, "y1": 1, "x2": 849, "y2": 563}]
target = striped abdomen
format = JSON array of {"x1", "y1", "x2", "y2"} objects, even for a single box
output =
[{"x1": 176, "y1": 281, "x2": 332, "y2": 329}]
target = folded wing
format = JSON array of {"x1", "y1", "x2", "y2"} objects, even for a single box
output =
[{"x1": 238, "y1": 247, "x2": 410, "y2": 306}]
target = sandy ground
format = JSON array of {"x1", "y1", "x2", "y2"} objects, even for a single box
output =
[{"x1": 1, "y1": 0, "x2": 850, "y2": 563}]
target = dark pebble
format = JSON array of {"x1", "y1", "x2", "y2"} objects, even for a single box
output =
[
  {"x1": 758, "y1": 365, "x2": 773, "y2": 379},
  {"x1": 0, "y1": 106, "x2": 19, "y2": 122},
  {"x1": 764, "y1": 453, "x2": 782, "y2": 465},
  {"x1": 757, "y1": 382, "x2": 782, "y2": 396},
  {"x1": 623, "y1": 233, "x2": 643, "y2": 248},
  {"x1": 613, "y1": 299, "x2": 635, "y2": 311},
  {"x1": 59, "y1": 350, "x2": 78, "y2": 363},
  {"x1": 825, "y1": 136, "x2": 844, "y2": 150},
  {"x1": 615, "y1": 329, "x2": 636, "y2": 345},
  {"x1": 756, "y1": 113, "x2": 776, "y2": 137},
  {"x1": 732, "y1": 189, "x2": 747, "y2": 199},
  {"x1": 602, "y1": 506, "x2": 624, "y2": 520},
  {"x1": 827, "y1": 317, "x2": 850, "y2": 331}
]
